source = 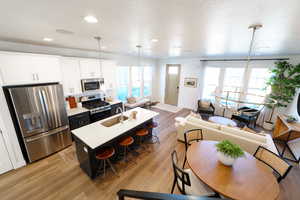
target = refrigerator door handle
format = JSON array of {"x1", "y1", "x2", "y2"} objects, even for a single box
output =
[
  {"x1": 25, "y1": 125, "x2": 69, "y2": 142},
  {"x1": 40, "y1": 89, "x2": 53, "y2": 128}
]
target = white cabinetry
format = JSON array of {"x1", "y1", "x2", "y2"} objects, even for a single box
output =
[
  {"x1": 0, "y1": 128, "x2": 13, "y2": 174},
  {"x1": 0, "y1": 52, "x2": 61, "y2": 85},
  {"x1": 79, "y1": 59, "x2": 101, "y2": 78},
  {"x1": 60, "y1": 58, "x2": 82, "y2": 95}
]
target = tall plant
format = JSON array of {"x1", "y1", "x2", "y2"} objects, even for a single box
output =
[{"x1": 266, "y1": 61, "x2": 300, "y2": 108}]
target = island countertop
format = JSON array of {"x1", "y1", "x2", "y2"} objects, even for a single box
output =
[{"x1": 71, "y1": 107, "x2": 159, "y2": 149}]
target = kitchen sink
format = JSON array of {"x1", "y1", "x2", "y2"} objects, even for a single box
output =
[{"x1": 101, "y1": 115, "x2": 129, "y2": 127}]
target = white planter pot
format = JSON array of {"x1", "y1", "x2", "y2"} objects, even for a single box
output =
[
  {"x1": 217, "y1": 152, "x2": 236, "y2": 166},
  {"x1": 263, "y1": 121, "x2": 274, "y2": 131}
]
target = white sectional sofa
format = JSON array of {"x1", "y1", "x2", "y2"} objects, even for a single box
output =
[
  {"x1": 125, "y1": 97, "x2": 150, "y2": 110},
  {"x1": 176, "y1": 114, "x2": 278, "y2": 155}
]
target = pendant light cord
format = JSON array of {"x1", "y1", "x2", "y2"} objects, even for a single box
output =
[{"x1": 96, "y1": 37, "x2": 103, "y2": 78}]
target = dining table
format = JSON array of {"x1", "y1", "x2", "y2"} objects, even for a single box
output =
[{"x1": 186, "y1": 140, "x2": 280, "y2": 200}]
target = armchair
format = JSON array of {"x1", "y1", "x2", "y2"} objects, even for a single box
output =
[
  {"x1": 197, "y1": 100, "x2": 215, "y2": 116},
  {"x1": 231, "y1": 106, "x2": 261, "y2": 128}
]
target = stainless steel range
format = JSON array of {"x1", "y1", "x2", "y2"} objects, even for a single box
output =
[{"x1": 81, "y1": 94, "x2": 111, "y2": 122}]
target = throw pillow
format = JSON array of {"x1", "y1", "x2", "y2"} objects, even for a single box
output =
[{"x1": 200, "y1": 101, "x2": 211, "y2": 108}]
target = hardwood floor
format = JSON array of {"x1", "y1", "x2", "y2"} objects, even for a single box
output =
[{"x1": 0, "y1": 108, "x2": 299, "y2": 200}]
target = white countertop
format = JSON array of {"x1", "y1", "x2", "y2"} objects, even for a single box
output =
[
  {"x1": 71, "y1": 107, "x2": 159, "y2": 149},
  {"x1": 66, "y1": 107, "x2": 89, "y2": 117}
]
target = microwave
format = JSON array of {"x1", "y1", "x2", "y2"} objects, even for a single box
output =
[{"x1": 81, "y1": 78, "x2": 104, "y2": 92}]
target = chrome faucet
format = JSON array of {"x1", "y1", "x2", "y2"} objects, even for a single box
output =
[{"x1": 116, "y1": 107, "x2": 124, "y2": 123}]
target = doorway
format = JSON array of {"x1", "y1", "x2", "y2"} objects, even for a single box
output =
[{"x1": 164, "y1": 64, "x2": 181, "y2": 106}]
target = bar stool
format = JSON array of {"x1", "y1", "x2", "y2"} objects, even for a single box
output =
[
  {"x1": 119, "y1": 136, "x2": 134, "y2": 162},
  {"x1": 136, "y1": 128, "x2": 150, "y2": 151},
  {"x1": 96, "y1": 147, "x2": 118, "y2": 178},
  {"x1": 147, "y1": 122, "x2": 160, "y2": 144}
]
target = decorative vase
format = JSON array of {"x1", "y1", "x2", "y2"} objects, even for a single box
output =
[{"x1": 217, "y1": 152, "x2": 236, "y2": 166}]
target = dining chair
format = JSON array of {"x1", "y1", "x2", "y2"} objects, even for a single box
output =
[
  {"x1": 171, "y1": 150, "x2": 216, "y2": 197},
  {"x1": 254, "y1": 146, "x2": 292, "y2": 182},
  {"x1": 183, "y1": 129, "x2": 203, "y2": 168}
]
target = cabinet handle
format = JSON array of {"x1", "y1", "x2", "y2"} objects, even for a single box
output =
[
  {"x1": 32, "y1": 73, "x2": 36, "y2": 81},
  {"x1": 37, "y1": 74, "x2": 39, "y2": 81}
]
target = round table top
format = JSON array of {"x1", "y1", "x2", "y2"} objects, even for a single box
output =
[
  {"x1": 209, "y1": 116, "x2": 237, "y2": 127},
  {"x1": 187, "y1": 141, "x2": 280, "y2": 200}
]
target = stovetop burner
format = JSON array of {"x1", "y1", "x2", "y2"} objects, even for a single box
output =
[{"x1": 82, "y1": 99, "x2": 111, "y2": 114}]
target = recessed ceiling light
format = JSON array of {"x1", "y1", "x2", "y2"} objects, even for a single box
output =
[
  {"x1": 43, "y1": 37, "x2": 53, "y2": 42},
  {"x1": 84, "y1": 15, "x2": 98, "y2": 23},
  {"x1": 151, "y1": 39, "x2": 158, "y2": 42},
  {"x1": 101, "y1": 46, "x2": 106, "y2": 49}
]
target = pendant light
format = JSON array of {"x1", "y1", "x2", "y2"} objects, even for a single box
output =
[
  {"x1": 94, "y1": 36, "x2": 104, "y2": 84},
  {"x1": 136, "y1": 45, "x2": 142, "y2": 67},
  {"x1": 245, "y1": 24, "x2": 263, "y2": 70}
]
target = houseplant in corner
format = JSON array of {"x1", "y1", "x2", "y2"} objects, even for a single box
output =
[
  {"x1": 216, "y1": 140, "x2": 244, "y2": 166},
  {"x1": 265, "y1": 61, "x2": 300, "y2": 130}
]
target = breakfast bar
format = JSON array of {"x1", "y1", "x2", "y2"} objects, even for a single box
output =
[{"x1": 72, "y1": 107, "x2": 159, "y2": 179}]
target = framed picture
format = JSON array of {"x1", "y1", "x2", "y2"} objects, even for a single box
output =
[{"x1": 184, "y1": 78, "x2": 197, "y2": 88}]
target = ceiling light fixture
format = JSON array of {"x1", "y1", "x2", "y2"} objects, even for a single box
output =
[
  {"x1": 151, "y1": 39, "x2": 158, "y2": 42},
  {"x1": 84, "y1": 15, "x2": 98, "y2": 23},
  {"x1": 43, "y1": 37, "x2": 53, "y2": 42}
]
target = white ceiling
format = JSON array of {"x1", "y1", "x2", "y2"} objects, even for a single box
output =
[{"x1": 1, "y1": 0, "x2": 300, "y2": 58}]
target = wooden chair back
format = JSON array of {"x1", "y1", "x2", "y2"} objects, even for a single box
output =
[
  {"x1": 171, "y1": 151, "x2": 191, "y2": 194},
  {"x1": 254, "y1": 146, "x2": 292, "y2": 182},
  {"x1": 184, "y1": 129, "x2": 203, "y2": 151}
]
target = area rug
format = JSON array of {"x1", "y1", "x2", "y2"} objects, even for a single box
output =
[{"x1": 152, "y1": 103, "x2": 182, "y2": 113}]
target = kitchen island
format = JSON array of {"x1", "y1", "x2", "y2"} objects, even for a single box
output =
[{"x1": 72, "y1": 107, "x2": 159, "y2": 179}]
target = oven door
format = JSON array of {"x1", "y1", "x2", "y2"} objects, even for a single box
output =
[{"x1": 81, "y1": 79, "x2": 100, "y2": 92}]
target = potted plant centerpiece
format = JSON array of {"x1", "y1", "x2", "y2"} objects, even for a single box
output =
[{"x1": 216, "y1": 140, "x2": 244, "y2": 166}]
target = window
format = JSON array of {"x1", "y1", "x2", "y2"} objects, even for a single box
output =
[
  {"x1": 143, "y1": 67, "x2": 152, "y2": 97},
  {"x1": 131, "y1": 67, "x2": 142, "y2": 97},
  {"x1": 116, "y1": 66, "x2": 153, "y2": 101},
  {"x1": 116, "y1": 67, "x2": 129, "y2": 101},
  {"x1": 246, "y1": 68, "x2": 271, "y2": 104},
  {"x1": 202, "y1": 67, "x2": 220, "y2": 100}
]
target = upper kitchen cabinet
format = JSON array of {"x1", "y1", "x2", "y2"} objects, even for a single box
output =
[
  {"x1": 60, "y1": 58, "x2": 82, "y2": 95},
  {"x1": 0, "y1": 52, "x2": 62, "y2": 86},
  {"x1": 79, "y1": 58, "x2": 101, "y2": 78}
]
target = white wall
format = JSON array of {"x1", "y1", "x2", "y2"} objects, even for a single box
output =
[
  {"x1": 156, "y1": 55, "x2": 300, "y2": 114},
  {"x1": 157, "y1": 58, "x2": 204, "y2": 110}
]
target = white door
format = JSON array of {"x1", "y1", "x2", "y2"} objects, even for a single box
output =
[
  {"x1": 79, "y1": 59, "x2": 101, "y2": 78},
  {"x1": 0, "y1": 53, "x2": 37, "y2": 85},
  {"x1": 34, "y1": 56, "x2": 62, "y2": 83},
  {"x1": 61, "y1": 58, "x2": 82, "y2": 95},
  {"x1": 0, "y1": 129, "x2": 13, "y2": 174},
  {"x1": 165, "y1": 64, "x2": 181, "y2": 106}
]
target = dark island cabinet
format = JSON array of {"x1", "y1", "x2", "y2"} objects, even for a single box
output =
[
  {"x1": 69, "y1": 111, "x2": 90, "y2": 130},
  {"x1": 110, "y1": 102, "x2": 123, "y2": 116}
]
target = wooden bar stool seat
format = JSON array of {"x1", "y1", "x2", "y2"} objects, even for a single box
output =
[
  {"x1": 147, "y1": 122, "x2": 158, "y2": 129},
  {"x1": 136, "y1": 128, "x2": 151, "y2": 152},
  {"x1": 95, "y1": 147, "x2": 118, "y2": 177},
  {"x1": 136, "y1": 129, "x2": 149, "y2": 136},
  {"x1": 147, "y1": 122, "x2": 160, "y2": 144},
  {"x1": 119, "y1": 136, "x2": 135, "y2": 162}
]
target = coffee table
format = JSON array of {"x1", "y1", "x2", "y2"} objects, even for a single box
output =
[{"x1": 209, "y1": 116, "x2": 237, "y2": 127}]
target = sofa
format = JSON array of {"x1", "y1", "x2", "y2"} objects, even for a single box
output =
[{"x1": 175, "y1": 114, "x2": 278, "y2": 155}]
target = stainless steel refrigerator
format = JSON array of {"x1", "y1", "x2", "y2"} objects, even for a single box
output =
[{"x1": 7, "y1": 84, "x2": 72, "y2": 162}]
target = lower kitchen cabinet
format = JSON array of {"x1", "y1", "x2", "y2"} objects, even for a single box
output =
[
  {"x1": 69, "y1": 112, "x2": 90, "y2": 131},
  {"x1": 110, "y1": 103, "x2": 123, "y2": 116}
]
